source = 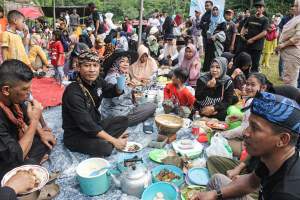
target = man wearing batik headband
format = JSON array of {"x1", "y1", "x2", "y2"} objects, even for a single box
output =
[
  {"x1": 193, "y1": 92, "x2": 300, "y2": 200},
  {"x1": 62, "y1": 50, "x2": 129, "y2": 157}
]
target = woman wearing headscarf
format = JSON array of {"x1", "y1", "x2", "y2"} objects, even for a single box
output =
[
  {"x1": 158, "y1": 35, "x2": 179, "y2": 66},
  {"x1": 28, "y1": 33, "x2": 49, "y2": 72},
  {"x1": 277, "y1": 0, "x2": 300, "y2": 87},
  {"x1": 101, "y1": 51, "x2": 156, "y2": 127},
  {"x1": 203, "y1": 6, "x2": 227, "y2": 72},
  {"x1": 129, "y1": 45, "x2": 158, "y2": 86},
  {"x1": 116, "y1": 31, "x2": 129, "y2": 51},
  {"x1": 194, "y1": 57, "x2": 234, "y2": 120},
  {"x1": 105, "y1": 12, "x2": 117, "y2": 33},
  {"x1": 162, "y1": 16, "x2": 174, "y2": 37},
  {"x1": 179, "y1": 43, "x2": 201, "y2": 87},
  {"x1": 147, "y1": 35, "x2": 160, "y2": 58}
]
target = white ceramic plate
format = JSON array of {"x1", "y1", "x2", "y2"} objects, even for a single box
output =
[
  {"x1": 122, "y1": 142, "x2": 143, "y2": 153},
  {"x1": 1, "y1": 165, "x2": 49, "y2": 195}
]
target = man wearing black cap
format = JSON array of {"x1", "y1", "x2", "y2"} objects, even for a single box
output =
[
  {"x1": 192, "y1": 92, "x2": 300, "y2": 200},
  {"x1": 62, "y1": 50, "x2": 129, "y2": 157},
  {"x1": 240, "y1": 0, "x2": 269, "y2": 72}
]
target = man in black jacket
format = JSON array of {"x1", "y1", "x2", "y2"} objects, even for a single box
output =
[
  {"x1": 200, "y1": 0, "x2": 214, "y2": 71},
  {"x1": 62, "y1": 50, "x2": 129, "y2": 157}
]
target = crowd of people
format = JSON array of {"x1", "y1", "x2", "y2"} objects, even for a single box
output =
[{"x1": 0, "y1": 0, "x2": 300, "y2": 199}]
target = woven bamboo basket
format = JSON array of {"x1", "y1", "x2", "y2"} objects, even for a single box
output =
[{"x1": 154, "y1": 114, "x2": 183, "y2": 135}]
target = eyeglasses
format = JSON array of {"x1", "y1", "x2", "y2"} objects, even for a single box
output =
[{"x1": 213, "y1": 8, "x2": 219, "y2": 11}]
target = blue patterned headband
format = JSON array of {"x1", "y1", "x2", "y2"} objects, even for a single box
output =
[{"x1": 251, "y1": 92, "x2": 300, "y2": 135}]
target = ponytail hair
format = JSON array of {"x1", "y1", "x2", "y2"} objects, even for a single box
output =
[{"x1": 249, "y1": 72, "x2": 275, "y2": 93}]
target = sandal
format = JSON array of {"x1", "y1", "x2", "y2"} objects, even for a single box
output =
[
  {"x1": 47, "y1": 171, "x2": 61, "y2": 184},
  {"x1": 37, "y1": 183, "x2": 60, "y2": 200}
]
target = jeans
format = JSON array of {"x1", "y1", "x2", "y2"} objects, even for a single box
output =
[{"x1": 54, "y1": 66, "x2": 65, "y2": 83}]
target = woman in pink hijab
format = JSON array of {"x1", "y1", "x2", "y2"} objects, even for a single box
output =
[
  {"x1": 179, "y1": 43, "x2": 201, "y2": 87},
  {"x1": 277, "y1": 0, "x2": 300, "y2": 87}
]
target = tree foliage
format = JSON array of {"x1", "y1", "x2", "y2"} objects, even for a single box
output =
[{"x1": 33, "y1": 0, "x2": 295, "y2": 20}]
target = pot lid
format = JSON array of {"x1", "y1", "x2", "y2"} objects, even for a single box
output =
[{"x1": 125, "y1": 164, "x2": 147, "y2": 180}]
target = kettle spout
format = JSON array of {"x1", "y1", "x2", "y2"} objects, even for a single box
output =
[{"x1": 110, "y1": 173, "x2": 121, "y2": 188}]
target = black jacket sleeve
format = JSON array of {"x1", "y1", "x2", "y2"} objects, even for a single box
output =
[
  {"x1": 214, "y1": 80, "x2": 234, "y2": 112},
  {"x1": 63, "y1": 85, "x2": 104, "y2": 136},
  {"x1": 0, "y1": 187, "x2": 17, "y2": 200},
  {"x1": 200, "y1": 11, "x2": 211, "y2": 32}
]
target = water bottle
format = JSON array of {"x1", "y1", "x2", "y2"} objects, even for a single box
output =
[
  {"x1": 193, "y1": 111, "x2": 201, "y2": 121},
  {"x1": 192, "y1": 111, "x2": 201, "y2": 136}
]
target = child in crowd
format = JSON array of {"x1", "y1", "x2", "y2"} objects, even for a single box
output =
[
  {"x1": 211, "y1": 23, "x2": 226, "y2": 58},
  {"x1": 261, "y1": 22, "x2": 278, "y2": 68},
  {"x1": 158, "y1": 36, "x2": 179, "y2": 66},
  {"x1": 28, "y1": 33, "x2": 49, "y2": 74},
  {"x1": 49, "y1": 30, "x2": 65, "y2": 84},
  {"x1": 1, "y1": 10, "x2": 31, "y2": 68},
  {"x1": 86, "y1": 27, "x2": 95, "y2": 46},
  {"x1": 93, "y1": 36, "x2": 106, "y2": 58},
  {"x1": 163, "y1": 68, "x2": 195, "y2": 117},
  {"x1": 220, "y1": 73, "x2": 274, "y2": 157}
]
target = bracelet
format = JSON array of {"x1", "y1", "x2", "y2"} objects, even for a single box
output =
[{"x1": 216, "y1": 189, "x2": 223, "y2": 200}]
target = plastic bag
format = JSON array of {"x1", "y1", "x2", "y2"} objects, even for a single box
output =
[{"x1": 205, "y1": 133, "x2": 233, "y2": 159}]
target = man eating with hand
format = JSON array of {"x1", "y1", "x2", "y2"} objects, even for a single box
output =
[{"x1": 0, "y1": 60, "x2": 56, "y2": 179}]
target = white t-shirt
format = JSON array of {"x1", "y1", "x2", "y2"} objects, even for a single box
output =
[{"x1": 149, "y1": 18, "x2": 160, "y2": 28}]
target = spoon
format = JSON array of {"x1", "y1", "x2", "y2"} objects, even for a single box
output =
[{"x1": 89, "y1": 167, "x2": 110, "y2": 177}]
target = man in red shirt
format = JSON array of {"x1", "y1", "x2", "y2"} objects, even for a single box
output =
[{"x1": 163, "y1": 68, "x2": 195, "y2": 116}]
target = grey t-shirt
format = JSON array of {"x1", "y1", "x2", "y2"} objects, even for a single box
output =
[{"x1": 70, "y1": 14, "x2": 80, "y2": 26}]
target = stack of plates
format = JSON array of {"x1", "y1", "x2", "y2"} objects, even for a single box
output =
[{"x1": 185, "y1": 168, "x2": 210, "y2": 186}]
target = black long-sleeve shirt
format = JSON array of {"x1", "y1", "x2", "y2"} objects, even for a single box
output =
[
  {"x1": 194, "y1": 78, "x2": 234, "y2": 120},
  {"x1": 62, "y1": 78, "x2": 119, "y2": 140},
  {"x1": 200, "y1": 10, "x2": 211, "y2": 38},
  {"x1": 0, "y1": 105, "x2": 27, "y2": 179}
]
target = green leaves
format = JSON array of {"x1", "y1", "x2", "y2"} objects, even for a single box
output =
[{"x1": 33, "y1": 0, "x2": 293, "y2": 20}]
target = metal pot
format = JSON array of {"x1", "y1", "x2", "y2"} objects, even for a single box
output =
[{"x1": 111, "y1": 157, "x2": 152, "y2": 198}]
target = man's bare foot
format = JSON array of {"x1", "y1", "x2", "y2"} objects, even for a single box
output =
[{"x1": 40, "y1": 154, "x2": 49, "y2": 164}]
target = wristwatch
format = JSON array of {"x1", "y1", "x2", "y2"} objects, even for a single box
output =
[{"x1": 216, "y1": 189, "x2": 223, "y2": 200}]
